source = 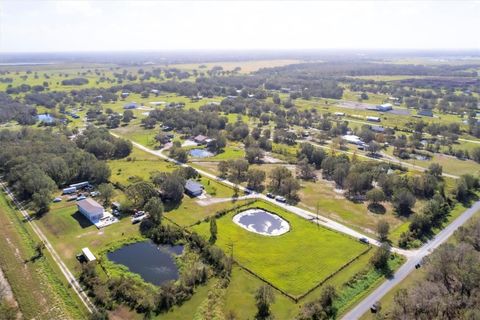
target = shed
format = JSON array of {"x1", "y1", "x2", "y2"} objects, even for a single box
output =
[
  {"x1": 62, "y1": 187, "x2": 77, "y2": 194},
  {"x1": 370, "y1": 125, "x2": 385, "y2": 133},
  {"x1": 82, "y1": 247, "x2": 96, "y2": 262},
  {"x1": 377, "y1": 103, "x2": 393, "y2": 111},
  {"x1": 417, "y1": 109, "x2": 433, "y2": 117},
  {"x1": 366, "y1": 116, "x2": 381, "y2": 122},
  {"x1": 70, "y1": 181, "x2": 89, "y2": 189},
  {"x1": 185, "y1": 180, "x2": 203, "y2": 197}
]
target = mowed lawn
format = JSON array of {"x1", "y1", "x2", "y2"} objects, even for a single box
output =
[{"x1": 192, "y1": 201, "x2": 368, "y2": 297}]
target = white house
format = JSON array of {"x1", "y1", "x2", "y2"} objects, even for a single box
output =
[{"x1": 77, "y1": 198, "x2": 104, "y2": 222}]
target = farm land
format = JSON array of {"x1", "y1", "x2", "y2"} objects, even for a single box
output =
[{"x1": 1, "y1": 56, "x2": 480, "y2": 319}]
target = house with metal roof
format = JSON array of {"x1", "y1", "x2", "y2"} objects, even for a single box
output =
[
  {"x1": 77, "y1": 198, "x2": 104, "y2": 222},
  {"x1": 123, "y1": 102, "x2": 138, "y2": 109},
  {"x1": 185, "y1": 180, "x2": 203, "y2": 197}
]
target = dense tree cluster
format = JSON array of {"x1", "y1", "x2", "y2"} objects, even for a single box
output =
[
  {"x1": 0, "y1": 92, "x2": 37, "y2": 124},
  {"x1": 0, "y1": 128, "x2": 110, "y2": 213},
  {"x1": 75, "y1": 126, "x2": 132, "y2": 160},
  {"x1": 390, "y1": 218, "x2": 480, "y2": 319}
]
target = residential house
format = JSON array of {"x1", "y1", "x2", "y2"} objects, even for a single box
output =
[
  {"x1": 185, "y1": 180, "x2": 203, "y2": 197},
  {"x1": 77, "y1": 198, "x2": 104, "y2": 222}
]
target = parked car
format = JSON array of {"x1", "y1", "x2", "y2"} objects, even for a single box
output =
[
  {"x1": 90, "y1": 191, "x2": 100, "y2": 197},
  {"x1": 359, "y1": 237, "x2": 370, "y2": 244},
  {"x1": 266, "y1": 193, "x2": 275, "y2": 199},
  {"x1": 53, "y1": 197, "x2": 62, "y2": 203},
  {"x1": 275, "y1": 195, "x2": 287, "y2": 203},
  {"x1": 76, "y1": 195, "x2": 86, "y2": 201}
]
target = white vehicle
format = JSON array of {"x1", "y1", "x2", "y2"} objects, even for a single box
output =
[{"x1": 275, "y1": 195, "x2": 287, "y2": 203}]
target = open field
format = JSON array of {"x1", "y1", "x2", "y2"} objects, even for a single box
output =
[
  {"x1": 0, "y1": 192, "x2": 86, "y2": 319},
  {"x1": 170, "y1": 59, "x2": 302, "y2": 73},
  {"x1": 192, "y1": 200, "x2": 368, "y2": 297}
]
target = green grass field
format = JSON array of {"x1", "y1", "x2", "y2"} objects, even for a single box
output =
[
  {"x1": 192, "y1": 200, "x2": 368, "y2": 297},
  {"x1": 0, "y1": 192, "x2": 86, "y2": 319}
]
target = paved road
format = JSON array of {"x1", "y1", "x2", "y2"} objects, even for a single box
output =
[
  {"x1": 112, "y1": 134, "x2": 412, "y2": 256},
  {"x1": 342, "y1": 199, "x2": 480, "y2": 320},
  {"x1": 0, "y1": 182, "x2": 96, "y2": 314}
]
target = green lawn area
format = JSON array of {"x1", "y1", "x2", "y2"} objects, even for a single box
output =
[
  {"x1": 298, "y1": 177, "x2": 407, "y2": 237},
  {"x1": 191, "y1": 200, "x2": 368, "y2": 297},
  {"x1": 0, "y1": 192, "x2": 87, "y2": 319},
  {"x1": 384, "y1": 146, "x2": 480, "y2": 176},
  {"x1": 108, "y1": 149, "x2": 177, "y2": 186},
  {"x1": 35, "y1": 200, "x2": 143, "y2": 270}
]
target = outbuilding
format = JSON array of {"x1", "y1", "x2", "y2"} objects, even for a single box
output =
[
  {"x1": 62, "y1": 187, "x2": 77, "y2": 194},
  {"x1": 366, "y1": 116, "x2": 381, "y2": 122},
  {"x1": 81, "y1": 247, "x2": 96, "y2": 262}
]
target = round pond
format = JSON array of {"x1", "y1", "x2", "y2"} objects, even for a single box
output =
[
  {"x1": 233, "y1": 209, "x2": 290, "y2": 236},
  {"x1": 107, "y1": 241, "x2": 183, "y2": 286},
  {"x1": 189, "y1": 148, "x2": 214, "y2": 158}
]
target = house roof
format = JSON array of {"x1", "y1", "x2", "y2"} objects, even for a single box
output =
[
  {"x1": 194, "y1": 135, "x2": 208, "y2": 142},
  {"x1": 77, "y1": 198, "x2": 103, "y2": 212},
  {"x1": 185, "y1": 180, "x2": 203, "y2": 193}
]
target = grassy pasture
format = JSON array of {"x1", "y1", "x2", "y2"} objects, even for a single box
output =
[
  {"x1": 0, "y1": 192, "x2": 86, "y2": 319},
  {"x1": 171, "y1": 59, "x2": 301, "y2": 73},
  {"x1": 191, "y1": 200, "x2": 368, "y2": 297}
]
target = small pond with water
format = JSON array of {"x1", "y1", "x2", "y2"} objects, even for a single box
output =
[
  {"x1": 107, "y1": 241, "x2": 183, "y2": 286},
  {"x1": 189, "y1": 149, "x2": 214, "y2": 158},
  {"x1": 233, "y1": 209, "x2": 290, "y2": 236}
]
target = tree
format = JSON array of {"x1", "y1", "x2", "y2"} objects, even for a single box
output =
[
  {"x1": 228, "y1": 159, "x2": 249, "y2": 183},
  {"x1": 427, "y1": 163, "x2": 442, "y2": 178},
  {"x1": 159, "y1": 174, "x2": 185, "y2": 204},
  {"x1": 377, "y1": 220, "x2": 390, "y2": 242},
  {"x1": 392, "y1": 188, "x2": 416, "y2": 216},
  {"x1": 471, "y1": 146, "x2": 480, "y2": 163},
  {"x1": 144, "y1": 197, "x2": 163, "y2": 224},
  {"x1": 209, "y1": 218, "x2": 218, "y2": 244},
  {"x1": 126, "y1": 181, "x2": 157, "y2": 207},
  {"x1": 122, "y1": 110, "x2": 134, "y2": 123},
  {"x1": 268, "y1": 166, "x2": 292, "y2": 193},
  {"x1": 255, "y1": 285, "x2": 275, "y2": 320},
  {"x1": 218, "y1": 161, "x2": 229, "y2": 179},
  {"x1": 366, "y1": 188, "x2": 386, "y2": 205},
  {"x1": 296, "y1": 158, "x2": 316, "y2": 181},
  {"x1": 98, "y1": 183, "x2": 114, "y2": 205},
  {"x1": 245, "y1": 147, "x2": 264, "y2": 164},
  {"x1": 279, "y1": 177, "x2": 301, "y2": 203},
  {"x1": 370, "y1": 243, "x2": 391, "y2": 273},
  {"x1": 169, "y1": 147, "x2": 188, "y2": 163},
  {"x1": 246, "y1": 169, "x2": 266, "y2": 192}
]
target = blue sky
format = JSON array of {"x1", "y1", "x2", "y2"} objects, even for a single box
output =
[{"x1": 1, "y1": 0, "x2": 479, "y2": 52}]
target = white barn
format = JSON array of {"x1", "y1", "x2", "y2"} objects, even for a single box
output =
[{"x1": 77, "y1": 198, "x2": 104, "y2": 222}]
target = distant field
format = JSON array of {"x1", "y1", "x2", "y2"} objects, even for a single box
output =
[
  {"x1": 192, "y1": 200, "x2": 368, "y2": 297},
  {"x1": 171, "y1": 59, "x2": 301, "y2": 73}
]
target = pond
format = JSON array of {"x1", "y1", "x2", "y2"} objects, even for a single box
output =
[
  {"x1": 107, "y1": 241, "x2": 183, "y2": 286},
  {"x1": 189, "y1": 148, "x2": 214, "y2": 158},
  {"x1": 37, "y1": 114, "x2": 55, "y2": 124},
  {"x1": 233, "y1": 209, "x2": 290, "y2": 236}
]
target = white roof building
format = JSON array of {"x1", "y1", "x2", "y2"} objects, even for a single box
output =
[
  {"x1": 82, "y1": 247, "x2": 96, "y2": 262},
  {"x1": 342, "y1": 134, "x2": 364, "y2": 145},
  {"x1": 77, "y1": 198, "x2": 104, "y2": 222}
]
